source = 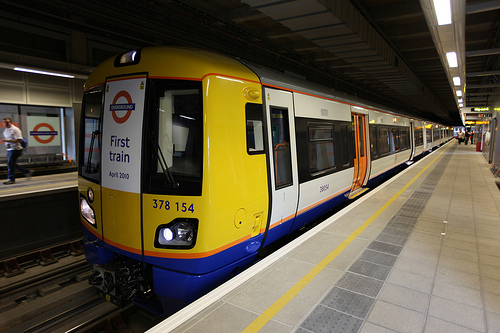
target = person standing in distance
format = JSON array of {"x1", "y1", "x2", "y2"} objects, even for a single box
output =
[{"x1": 1, "y1": 117, "x2": 32, "y2": 185}]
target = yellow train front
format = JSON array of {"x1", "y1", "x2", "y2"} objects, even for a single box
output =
[
  {"x1": 78, "y1": 47, "x2": 269, "y2": 313},
  {"x1": 78, "y1": 46, "x2": 452, "y2": 315}
]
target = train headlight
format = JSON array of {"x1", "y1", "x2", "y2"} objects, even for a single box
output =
[
  {"x1": 155, "y1": 219, "x2": 198, "y2": 249},
  {"x1": 114, "y1": 50, "x2": 141, "y2": 67},
  {"x1": 80, "y1": 195, "x2": 96, "y2": 227}
]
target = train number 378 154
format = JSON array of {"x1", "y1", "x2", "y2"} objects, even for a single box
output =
[{"x1": 152, "y1": 199, "x2": 194, "y2": 213}]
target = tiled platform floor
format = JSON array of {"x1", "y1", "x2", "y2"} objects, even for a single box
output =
[{"x1": 152, "y1": 141, "x2": 500, "y2": 333}]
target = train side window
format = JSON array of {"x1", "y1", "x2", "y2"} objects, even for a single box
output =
[
  {"x1": 400, "y1": 127, "x2": 410, "y2": 150},
  {"x1": 415, "y1": 127, "x2": 423, "y2": 146},
  {"x1": 79, "y1": 87, "x2": 103, "y2": 183},
  {"x1": 271, "y1": 107, "x2": 293, "y2": 189},
  {"x1": 246, "y1": 103, "x2": 265, "y2": 154},
  {"x1": 370, "y1": 125, "x2": 378, "y2": 159},
  {"x1": 433, "y1": 128, "x2": 440, "y2": 141},
  {"x1": 378, "y1": 126, "x2": 390, "y2": 156},
  {"x1": 308, "y1": 123, "x2": 335, "y2": 175},
  {"x1": 340, "y1": 124, "x2": 350, "y2": 167},
  {"x1": 391, "y1": 127, "x2": 400, "y2": 152}
]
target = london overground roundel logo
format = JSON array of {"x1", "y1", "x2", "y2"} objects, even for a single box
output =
[
  {"x1": 110, "y1": 90, "x2": 135, "y2": 124},
  {"x1": 31, "y1": 123, "x2": 58, "y2": 144}
]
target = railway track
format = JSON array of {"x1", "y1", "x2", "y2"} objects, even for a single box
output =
[{"x1": 0, "y1": 250, "x2": 162, "y2": 332}]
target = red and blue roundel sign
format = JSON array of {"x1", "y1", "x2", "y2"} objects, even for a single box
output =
[
  {"x1": 110, "y1": 90, "x2": 135, "y2": 124},
  {"x1": 27, "y1": 116, "x2": 61, "y2": 147},
  {"x1": 31, "y1": 122, "x2": 57, "y2": 144}
]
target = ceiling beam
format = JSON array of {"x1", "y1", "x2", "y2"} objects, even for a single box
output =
[
  {"x1": 466, "y1": 0, "x2": 500, "y2": 14},
  {"x1": 467, "y1": 91, "x2": 500, "y2": 96},
  {"x1": 468, "y1": 83, "x2": 500, "y2": 88},
  {"x1": 466, "y1": 48, "x2": 500, "y2": 57},
  {"x1": 467, "y1": 70, "x2": 500, "y2": 77}
]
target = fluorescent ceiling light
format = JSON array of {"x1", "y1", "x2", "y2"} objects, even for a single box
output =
[
  {"x1": 459, "y1": 103, "x2": 463, "y2": 107},
  {"x1": 433, "y1": 0, "x2": 452, "y2": 25},
  {"x1": 456, "y1": 90, "x2": 463, "y2": 97},
  {"x1": 453, "y1": 77, "x2": 461, "y2": 86},
  {"x1": 458, "y1": 98, "x2": 463, "y2": 103},
  {"x1": 179, "y1": 115, "x2": 195, "y2": 121},
  {"x1": 14, "y1": 67, "x2": 75, "y2": 79},
  {"x1": 446, "y1": 52, "x2": 458, "y2": 68}
]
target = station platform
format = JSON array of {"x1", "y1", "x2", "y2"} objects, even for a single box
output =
[
  {"x1": 149, "y1": 141, "x2": 500, "y2": 333},
  {"x1": 0, "y1": 171, "x2": 77, "y2": 201}
]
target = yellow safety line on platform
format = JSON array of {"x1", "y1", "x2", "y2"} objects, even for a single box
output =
[{"x1": 242, "y1": 143, "x2": 453, "y2": 332}]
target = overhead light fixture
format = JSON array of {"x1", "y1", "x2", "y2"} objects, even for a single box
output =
[
  {"x1": 14, "y1": 67, "x2": 75, "y2": 79},
  {"x1": 459, "y1": 103, "x2": 463, "y2": 107},
  {"x1": 420, "y1": 0, "x2": 465, "y2": 113},
  {"x1": 458, "y1": 98, "x2": 463, "y2": 103},
  {"x1": 446, "y1": 52, "x2": 458, "y2": 68},
  {"x1": 433, "y1": 0, "x2": 452, "y2": 25}
]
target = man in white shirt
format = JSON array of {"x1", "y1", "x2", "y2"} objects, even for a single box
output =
[{"x1": 1, "y1": 117, "x2": 32, "y2": 185}]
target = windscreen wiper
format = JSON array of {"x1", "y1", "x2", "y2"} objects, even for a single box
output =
[
  {"x1": 85, "y1": 130, "x2": 99, "y2": 174},
  {"x1": 151, "y1": 135, "x2": 179, "y2": 188}
]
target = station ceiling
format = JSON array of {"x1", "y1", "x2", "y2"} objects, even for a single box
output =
[{"x1": 1, "y1": 0, "x2": 499, "y2": 126}]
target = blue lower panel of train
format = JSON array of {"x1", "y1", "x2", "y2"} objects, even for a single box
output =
[
  {"x1": 83, "y1": 226, "x2": 259, "y2": 314},
  {"x1": 153, "y1": 253, "x2": 256, "y2": 304}
]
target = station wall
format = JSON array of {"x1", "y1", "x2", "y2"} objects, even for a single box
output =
[{"x1": 0, "y1": 67, "x2": 85, "y2": 165}]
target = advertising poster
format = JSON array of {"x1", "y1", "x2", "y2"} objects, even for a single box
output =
[{"x1": 101, "y1": 77, "x2": 146, "y2": 193}]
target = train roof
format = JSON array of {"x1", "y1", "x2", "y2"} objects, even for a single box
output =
[
  {"x1": 84, "y1": 46, "x2": 259, "y2": 91},
  {"x1": 84, "y1": 46, "x2": 444, "y2": 126},
  {"x1": 242, "y1": 61, "x2": 428, "y2": 122}
]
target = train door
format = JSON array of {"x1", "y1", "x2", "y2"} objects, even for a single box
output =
[
  {"x1": 264, "y1": 88, "x2": 299, "y2": 236},
  {"x1": 425, "y1": 125, "x2": 432, "y2": 150},
  {"x1": 489, "y1": 118, "x2": 498, "y2": 164},
  {"x1": 409, "y1": 121, "x2": 415, "y2": 160},
  {"x1": 349, "y1": 113, "x2": 369, "y2": 198},
  {"x1": 100, "y1": 75, "x2": 146, "y2": 258}
]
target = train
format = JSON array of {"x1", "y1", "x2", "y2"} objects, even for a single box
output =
[{"x1": 78, "y1": 46, "x2": 453, "y2": 314}]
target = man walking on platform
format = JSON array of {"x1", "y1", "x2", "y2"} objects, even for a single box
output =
[{"x1": 1, "y1": 117, "x2": 32, "y2": 185}]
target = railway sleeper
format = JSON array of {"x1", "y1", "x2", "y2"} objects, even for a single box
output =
[
  {"x1": 3, "y1": 259, "x2": 24, "y2": 278},
  {"x1": 69, "y1": 240, "x2": 85, "y2": 256},
  {"x1": 37, "y1": 249, "x2": 58, "y2": 266}
]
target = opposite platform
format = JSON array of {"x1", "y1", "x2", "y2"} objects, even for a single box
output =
[
  {"x1": 0, "y1": 171, "x2": 80, "y2": 260},
  {"x1": 149, "y1": 140, "x2": 500, "y2": 333},
  {"x1": 0, "y1": 171, "x2": 77, "y2": 201}
]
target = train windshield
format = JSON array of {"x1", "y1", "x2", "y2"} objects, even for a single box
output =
[
  {"x1": 144, "y1": 80, "x2": 203, "y2": 196},
  {"x1": 79, "y1": 87, "x2": 103, "y2": 183}
]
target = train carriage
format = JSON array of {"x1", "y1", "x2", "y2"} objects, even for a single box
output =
[{"x1": 78, "y1": 46, "x2": 451, "y2": 314}]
